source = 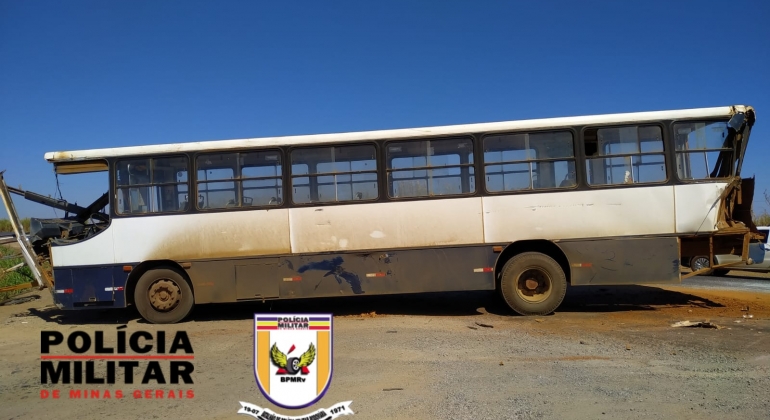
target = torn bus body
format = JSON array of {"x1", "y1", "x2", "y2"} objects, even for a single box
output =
[
  {"x1": 0, "y1": 172, "x2": 109, "y2": 297},
  {"x1": 679, "y1": 108, "x2": 762, "y2": 278},
  {"x1": 7, "y1": 184, "x2": 110, "y2": 254}
]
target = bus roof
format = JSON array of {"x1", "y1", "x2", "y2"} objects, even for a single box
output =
[{"x1": 45, "y1": 105, "x2": 752, "y2": 163}]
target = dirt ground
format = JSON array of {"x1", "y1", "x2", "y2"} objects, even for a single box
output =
[{"x1": 1, "y1": 276, "x2": 769, "y2": 420}]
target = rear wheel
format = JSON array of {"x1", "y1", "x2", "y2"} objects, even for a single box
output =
[
  {"x1": 134, "y1": 268, "x2": 194, "y2": 324},
  {"x1": 499, "y1": 252, "x2": 567, "y2": 316}
]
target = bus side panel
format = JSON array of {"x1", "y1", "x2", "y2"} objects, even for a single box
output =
[
  {"x1": 557, "y1": 237, "x2": 680, "y2": 285},
  {"x1": 482, "y1": 187, "x2": 676, "y2": 242},
  {"x1": 288, "y1": 198, "x2": 484, "y2": 254},
  {"x1": 674, "y1": 182, "x2": 728, "y2": 233},
  {"x1": 52, "y1": 265, "x2": 127, "y2": 309},
  {"x1": 188, "y1": 245, "x2": 498, "y2": 303}
]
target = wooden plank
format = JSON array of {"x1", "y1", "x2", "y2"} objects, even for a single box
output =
[
  {"x1": 0, "y1": 281, "x2": 36, "y2": 294},
  {"x1": 2, "y1": 262, "x2": 24, "y2": 274}
]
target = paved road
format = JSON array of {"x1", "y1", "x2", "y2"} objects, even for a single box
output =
[{"x1": 682, "y1": 271, "x2": 770, "y2": 293}]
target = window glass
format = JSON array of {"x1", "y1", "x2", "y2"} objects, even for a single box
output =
[
  {"x1": 673, "y1": 121, "x2": 733, "y2": 180},
  {"x1": 241, "y1": 151, "x2": 283, "y2": 206},
  {"x1": 116, "y1": 156, "x2": 189, "y2": 214},
  {"x1": 196, "y1": 150, "x2": 282, "y2": 209},
  {"x1": 290, "y1": 145, "x2": 378, "y2": 204},
  {"x1": 386, "y1": 138, "x2": 474, "y2": 198},
  {"x1": 483, "y1": 131, "x2": 575, "y2": 192},
  {"x1": 585, "y1": 125, "x2": 666, "y2": 186}
]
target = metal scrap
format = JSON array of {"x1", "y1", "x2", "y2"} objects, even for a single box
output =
[{"x1": 670, "y1": 320, "x2": 723, "y2": 329}]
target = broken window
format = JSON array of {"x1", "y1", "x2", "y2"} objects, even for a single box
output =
[
  {"x1": 196, "y1": 150, "x2": 283, "y2": 209},
  {"x1": 483, "y1": 131, "x2": 575, "y2": 192},
  {"x1": 386, "y1": 138, "x2": 475, "y2": 198},
  {"x1": 116, "y1": 156, "x2": 189, "y2": 214},
  {"x1": 673, "y1": 121, "x2": 733, "y2": 180},
  {"x1": 290, "y1": 145, "x2": 378, "y2": 204},
  {"x1": 584, "y1": 125, "x2": 666, "y2": 186}
]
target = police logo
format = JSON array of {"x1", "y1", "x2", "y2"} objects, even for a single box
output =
[{"x1": 253, "y1": 314, "x2": 332, "y2": 409}]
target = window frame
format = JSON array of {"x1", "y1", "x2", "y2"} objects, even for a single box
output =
[
  {"x1": 669, "y1": 118, "x2": 734, "y2": 183},
  {"x1": 581, "y1": 123, "x2": 669, "y2": 188},
  {"x1": 288, "y1": 142, "x2": 381, "y2": 206},
  {"x1": 113, "y1": 154, "x2": 191, "y2": 216},
  {"x1": 194, "y1": 148, "x2": 284, "y2": 211},
  {"x1": 384, "y1": 136, "x2": 476, "y2": 200},
  {"x1": 481, "y1": 129, "x2": 578, "y2": 194}
]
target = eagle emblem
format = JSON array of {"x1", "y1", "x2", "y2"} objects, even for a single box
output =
[{"x1": 270, "y1": 343, "x2": 316, "y2": 375}]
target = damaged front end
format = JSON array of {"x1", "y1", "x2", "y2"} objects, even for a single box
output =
[
  {"x1": 0, "y1": 171, "x2": 110, "y2": 294},
  {"x1": 680, "y1": 107, "x2": 763, "y2": 278}
]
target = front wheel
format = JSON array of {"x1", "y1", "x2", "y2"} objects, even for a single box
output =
[
  {"x1": 499, "y1": 252, "x2": 567, "y2": 316},
  {"x1": 134, "y1": 268, "x2": 194, "y2": 324}
]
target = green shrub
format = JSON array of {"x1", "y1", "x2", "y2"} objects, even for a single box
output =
[{"x1": 0, "y1": 245, "x2": 34, "y2": 301}]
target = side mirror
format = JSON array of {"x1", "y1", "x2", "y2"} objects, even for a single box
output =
[{"x1": 763, "y1": 243, "x2": 770, "y2": 252}]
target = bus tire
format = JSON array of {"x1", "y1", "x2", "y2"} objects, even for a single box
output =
[
  {"x1": 134, "y1": 268, "x2": 194, "y2": 324},
  {"x1": 689, "y1": 255, "x2": 713, "y2": 275},
  {"x1": 499, "y1": 252, "x2": 567, "y2": 316}
]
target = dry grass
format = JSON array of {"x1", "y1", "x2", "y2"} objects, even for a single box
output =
[{"x1": 0, "y1": 218, "x2": 31, "y2": 233}]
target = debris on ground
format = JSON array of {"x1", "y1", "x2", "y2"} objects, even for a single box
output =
[
  {"x1": 0, "y1": 295, "x2": 40, "y2": 306},
  {"x1": 386, "y1": 330, "x2": 397, "y2": 333},
  {"x1": 535, "y1": 318, "x2": 544, "y2": 323},
  {"x1": 360, "y1": 311, "x2": 378, "y2": 318},
  {"x1": 382, "y1": 388, "x2": 403, "y2": 392},
  {"x1": 742, "y1": 314, "x2": 754, "y2": 319},
  {"x1": 467, "y1": 326, "x2": 478, "y2": 330},
  {"x1": 579, "y1": 340, "x2": 588, "y2": 345},
  {"x1": 670, "y1": 320, "x2": 723, "y2": 329},
  {"x1": 475, "y1": 322, "x2": 493, "y2": 328},
  {"x1": 625, "y1": 344, "x2": 631, "y2": 351}
]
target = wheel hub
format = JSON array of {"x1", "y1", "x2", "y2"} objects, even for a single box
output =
[
  {"x1": 148, "y1": 279, "x2": 181, "y2": 312},
  {"x1": 516, "y1": 268, "x2": 553, "y2": 303}
]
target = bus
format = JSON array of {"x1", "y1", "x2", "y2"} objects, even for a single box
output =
[{"x1": 1, "y1": 105, "x2": 760, "y2": 323}]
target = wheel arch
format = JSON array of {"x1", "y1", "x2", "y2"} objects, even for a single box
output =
[
  {"x1": 125, "y1": 260, "x2": 193, "y2": 306},
  {"x1": 493, "y1": 240, "x2": 571, "y2": 287}
]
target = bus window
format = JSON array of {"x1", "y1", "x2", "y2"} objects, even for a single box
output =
[
  {"x1": 196, "y1": 150, "x2": 283, "y2": 209},
  {"x1": 197, "y1": 154, "x2": 237, "y2": 209},
  {"x1": 585, "y1": 125, "x2": 666, "y2": 186},
  {"x1": 387, "y1": 138, "x2": 474, "y2": 198},
  {"x1": 241, "y1": 151, "x2": 283, "y2": 206},
  {"x1": 115, "y1": 156, "x2": 189, "y2": 214},
  {"x1": 483, "y1": 131, "x2": 575, "y2": 192},
  {"x1": 673, "y1": 121, "x2": 733, "y2": 180},
  {"x1": 291, "y1": 145, "x2": 378, "y2": 204}
]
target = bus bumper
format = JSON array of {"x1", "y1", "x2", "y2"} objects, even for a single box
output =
[{"x1": 52, "y1": 266, "x2": 129, "y2": 309}]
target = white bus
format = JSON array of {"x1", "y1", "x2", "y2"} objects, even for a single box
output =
[{"x1": 3, "y1": 105, "x2": 760, "y2": 323}]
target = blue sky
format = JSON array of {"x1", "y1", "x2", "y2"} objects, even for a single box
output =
[{"x1": 1, "y1": 0, "x2": 769, "y2": 219}]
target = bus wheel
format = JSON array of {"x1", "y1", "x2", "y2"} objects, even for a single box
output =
[
  {"x1": 499, "y1": 252, "x2": 567, "y2": 316},
  {"x1": 134, "y1": 268, "x2": 194, "y2": 324},
  {"x1": 689, "y1": 256, "x2": 713, "y2": 275}
]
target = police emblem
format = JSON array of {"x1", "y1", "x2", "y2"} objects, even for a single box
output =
[{"x1": 253, "y1": 314, "x2": 333, "y2": 409}]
